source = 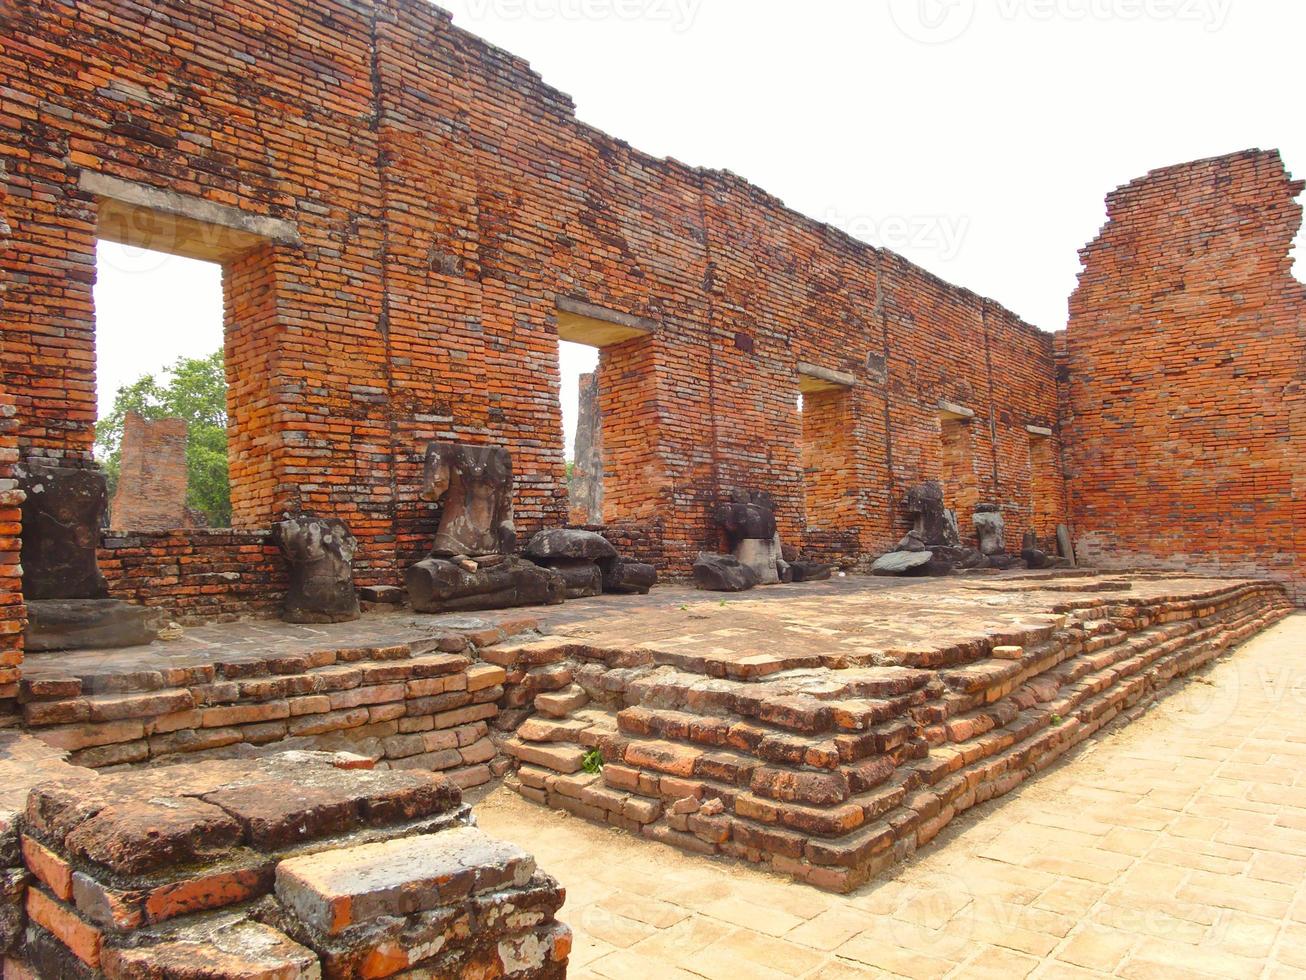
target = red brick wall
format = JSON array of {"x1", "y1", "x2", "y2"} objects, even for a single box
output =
[
  {"x1": 801, "y1": 388, "x2": 854, "y2": 529},
  {"x1": 99, "y1": 529, "x2": 284, "y2": 625},
  {"x1": 0, "y1": 0, "x2": 1068, "y2": 593},
  {"x1": 0, "y1": 396, "x2": 23, "y2": 725},
  {"x1": 1, "y1": 160, "x2": 24, "y2": 724},
  {"x1": 109, "y1": 413, "x2": 190, "y2": 530},
  {"x1": 1061, "y1": 149, "x2": 1305, "y2": 602}
]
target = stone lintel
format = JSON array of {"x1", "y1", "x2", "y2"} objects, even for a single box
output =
[
  {"x1": 1026, "y1": 424, "x2": 1054, "y2": 438},
  {"x1": 797, "y1": 362, "x2": 856, "y2": 394},
  {"x1": 556, "y1": 297, "x2": 658, "y2": 348},
  {"x1": 937, "y1": 400, "x2": 976, "y2": 420},
  {"x1": 81, "y1": 171, "x2": 300, "y2": 263}
]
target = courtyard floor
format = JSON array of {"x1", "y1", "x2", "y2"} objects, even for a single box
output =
[{"x1": 477, "y1": 612, "x2": 1306, "y2": 980}]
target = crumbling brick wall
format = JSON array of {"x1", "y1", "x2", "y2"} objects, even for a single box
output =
[
  {"x1": 99, "y1": 529, "x2": 285, "y2": 625},
  {"x1": 1061, "y1": 149, "x2": 1305, "y2": 601},
  {"x1": 0, "y1": 0, "x2": 1068, "y2": 604},
  {"x1": 0, "y1": 160, "x2": 23, "y2": 724},
  {"x1": 0, "y1": 397, "x2": 22, "y2": 725},
  {"x1": 109, "y1": 412, "x2": 190, "y2": 531}
]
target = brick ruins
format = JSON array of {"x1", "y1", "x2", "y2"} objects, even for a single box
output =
[
  {"x1": 0, "y1": 0, "x2": 1303, "y2": 975},
  {"x1": 107, "y1": 414, "x2": 193, "y2": 532}
]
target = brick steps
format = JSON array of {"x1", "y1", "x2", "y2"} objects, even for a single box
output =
[
  {"x1": 7, "y1": 752, "x2": 570, "y2": 978},
  {"x1": 502, "y1": 578, "x2": 1292, "y2": 892},
  {"x1": 14, "y1": 630, "x2": 521, "y2": 781}
]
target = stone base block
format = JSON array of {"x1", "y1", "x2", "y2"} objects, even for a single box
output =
[
  {"x1": 600, "y1": 559, "x2": 657, "y2": 595},
  {"x1": 692, "y1": 553, "x2": 759, "y2": 593},
  {"x1": 24, "y1": 599, "x2": 162, "y2": 652}
]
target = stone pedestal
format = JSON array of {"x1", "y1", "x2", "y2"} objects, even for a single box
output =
[
  {"x1": 273, "y1": 515, "x2": 361, "y2": 624},
  {"x1": 16, "y1": 461, "x2": 109, "y2": 600},
  {"x1": 24, "y1": 599, "x2": 162, "y2": 652},
  {"x1": 974, "y1": 504, "x2": 1006, "y2": 556},
  {"x1": 17, "y1": 460, "x2": 162, "y2": 650}
]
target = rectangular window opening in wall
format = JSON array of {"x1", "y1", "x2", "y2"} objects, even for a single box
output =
[
  {"x1": 939, "y1": 414, "x2": 979, "y2": 519},
  {"x1": 559, "y1": 339, "x2": 603, "y2": 525},
  {"x1": 556, "y1": 299, "x2": 663, "y2": 524},
  {"x1": 1028, "y1": 429, "x2": 1057, "y2": 541},
  {"x1": 94, "y1": 240, "x2": 231, "y2": 531},
  {"x1": 798, "y1": 379, "x2": 854, "y2": 530}
]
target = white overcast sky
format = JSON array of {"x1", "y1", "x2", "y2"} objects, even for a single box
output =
[{"x1": 96, "y1": 0, "x2": 1306, "y2": 456}]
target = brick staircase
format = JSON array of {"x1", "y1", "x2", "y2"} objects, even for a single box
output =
[{"x1": 500, "y1": 579, "x2": 1293, "y2": 891}]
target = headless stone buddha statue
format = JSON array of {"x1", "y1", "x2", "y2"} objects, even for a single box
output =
[{"x1": 421, "y1": 442, "x2": 518, "y2": 558}]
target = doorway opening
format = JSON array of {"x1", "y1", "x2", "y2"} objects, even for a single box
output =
[{"x1": 939, "y1": 410, "x2": 979, "y2": 519}]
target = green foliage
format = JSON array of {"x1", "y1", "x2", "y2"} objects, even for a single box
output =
[
  {"x1": 582, "y1": 749, "x2": 604, "y2": 774},
  {"x1": 95, "y1": 350, "x2": 231, "y2": 527}
]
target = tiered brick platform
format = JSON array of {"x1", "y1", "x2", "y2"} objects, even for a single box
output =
[
  {"x1": 1, "y1": 747, "x2": 569, "y2": 978},
  {"x1": 13, "y1": 613, "x2": 542, "y2": 782},
  {"x1": 498, "y1": 574, "x2": 1294, "y2": 892}
]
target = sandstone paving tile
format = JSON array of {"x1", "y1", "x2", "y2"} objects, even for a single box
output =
[
  {"x1": 805, "y1": 958, "x2": 885, "y2": 979},
  {"x1": 587, "y1": 948, "x2": 706, "y2": 980},
  {"x1": 700, "y1": 895, "x2": 806, "y2": 937},
  {"x1": 564, "y1": 927, "x2": 617, "y2": 969},
  {"x1": 1054, "y1": 927, "x2": 1138, "y2": 972},
  {"x1": 726, "y1": 877, "x2": 833, "y2": 920},
  {"x1": 953, "y1": 944, "x2": 1041, "y2": 978},
  {"x1": 1248, "y1": 857, "x2": 1306, "y2": 888},
  {"x1": 1089, "y1": 904, "x2": 1209, "y2": 945},
  {"x1": 1124, "y1": 936, "x2": 1264, "y2": 979},
  {"x1": 1177, "y1": 882, "x2": 1293, "y2": 919},
  {"x1": 1034, "y1": 879, "x2": 1108, "y2": 917},
  {"x1": 571, "y1": 907, "x2": 659, "y2": 949},
  {"x1": 628, "y1": 913, "x2": 734, "y2": 960},
  {"x1": 1099, "y1": 827, "x2": 1159, "y2": 857},
  {"x1": 833, "y1": 935, "x2": 956, "y2": 980},
  {"x1": 594, "y1": 889, "x2": 690, "y2": 929},
  {"x1": 782, "y1": 907, "x2": 869, "y2": 951},
  {"x1": 1205, "y1": 909, "x2": 1284, "y2": 960},
  {"x1": 1035, "y1": 962, "x2": 1117, "y2": 979},
  {"x1": 697, "y1": 927, "x2": 830, "y2": 977},
  {"x1": 1146, "y1": 844, "x2": 1247, "y2": 875},
  {"x1": 964, "y1": 916, "x2": 1061, "y2": 957},
  {"x1": 1166, "y1": 815, "x2": 1226, "y2": 841}
]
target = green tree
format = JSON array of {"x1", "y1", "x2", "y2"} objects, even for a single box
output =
[{"x1": 96, "y1": 351, "x2": 231, "y2": 527}]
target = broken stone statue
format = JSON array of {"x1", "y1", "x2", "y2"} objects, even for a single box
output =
[
  {"x1": 715, "y1": 488, "x2": 783, "y2": 586},
  {"x1": 693, "y1": 552, "x2": 761, "y2": 592},
  {"x1": 524, "y1": 527, "x2": 614, "y2": 599},
  {"x1": 974, "y1": 503, "x2": 1006, "y2": 557},
  {"x1": 17, "y1": 459, "x2": 161, "y2": 650},
  {"x1": 524, "y1": 528, "x2": 658, "y2": 598},
  {"x1": 273, "y1": 514, "x2": 361, "y2": 623},
  {"x1": 872, "y1": 481, "x2": 980, "y2": 578},
  {"x1": 407, "y1": 442, "x2": 565, "y2": 613}
]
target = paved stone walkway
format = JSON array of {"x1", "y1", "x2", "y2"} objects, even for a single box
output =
[{"x1": 477, "y1": 612, "x2": 1306, "y2": 979}]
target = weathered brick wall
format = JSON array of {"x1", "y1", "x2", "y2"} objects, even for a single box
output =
[
  {"x1": 0, "y1": 397, "x2": 23, "y2": 725},
  {"x1": 0, "y1": 160, "x2": 23, "y2": 724},
  {"x1": 0, "y1": 0, "x2": 1068, "y2": 600},
  {"x1": 1061, "y1": 149, "x2": 1305, "y2": 601},
  {"x1": 109, "y1": 412, "x2": 190, "y2": 531},
  {"x1": 99, "y1": 529, "x2": 285, "y2": 624}
]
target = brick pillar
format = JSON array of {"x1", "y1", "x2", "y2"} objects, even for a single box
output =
[
  {"x1": 109, "y1": 413, "x2": 191, "y2": 531},
  {"x1": 568, "y1": 370, "x2": 603, "y2": 524}
]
